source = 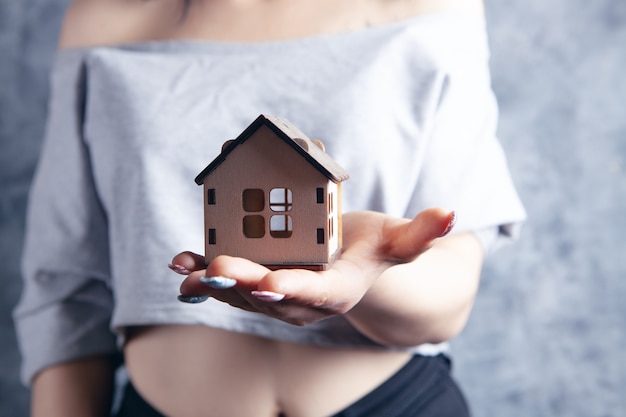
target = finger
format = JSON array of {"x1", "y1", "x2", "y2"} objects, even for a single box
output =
[
  {"x1": 384, "y1": 208, "x2": 456, "y2": 261},
  {"x1": 206, "y1": 255, "x2": 271, "y2": 288},
  {"x1": 254, "y1": 264, "x2": 364, "y2": 314},
  {"x1": 206, "y1": 289, "x2": 259, "y2": 313},
  {"x1": 169, "y1": 251, "x2": 206, "y2": 274},
  {"x1": 178, "y1": 255, "x2": 278, "y2": 315},
  {"x1": 241, "y1": 270, "x2": 342, "y2": 325},
  {"x1": 256, "y1": 269, "x2": 330, "y2": 306},
  {"x1": 178, "y1": 272, "x2": 261, "y2": 314},
  {"x1": 179, "y1": 255, "x2": 270, "y2": 295},
  {"x1": 177, "y1": 266, "x2": 260, "y2": 313}
]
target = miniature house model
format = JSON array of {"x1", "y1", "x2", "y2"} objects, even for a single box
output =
[{"x1": 195, "y1": 115, "x2": 349, "y2": 270}]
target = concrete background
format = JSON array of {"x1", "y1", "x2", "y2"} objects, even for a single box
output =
[{"x1": 1, "y1": 0, "x2": 624, "y2": 416}]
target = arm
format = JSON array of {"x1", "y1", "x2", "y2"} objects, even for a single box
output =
[
  {"x1": 31, "y1": 355, "x2": 116, "y2": 417},
  {"x1": 14, "y1": 0, "x2": 118, "y2": 402},
  {"x1": 174, "y1": 208, "x2": 483, "y2": 347},
  {"x1": 58, "y1": 0, "x2": 184, "y2": 49},
  {"x1": 344, "y1": 231, "x2": 483, "y2": 347}
]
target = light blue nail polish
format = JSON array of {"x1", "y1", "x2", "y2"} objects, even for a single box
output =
[
  {"x1": 177, "y1": 294, "x2": 209, "y2": 303},
  {"x1": 200, "y1": 276, "x2": 237, "y2": 289}
]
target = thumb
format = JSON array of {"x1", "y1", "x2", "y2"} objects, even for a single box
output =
[{"x1": 383, "y1": 208, "x2": 456, "y2": 261}]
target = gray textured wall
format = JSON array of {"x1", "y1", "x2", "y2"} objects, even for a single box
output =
[
  {"x1": 0, "y1": 0, "x2": 624, "y2": 416},
  {"x1": 1, "y1": 1, "x2": 70, "y2": 415},
  {"x1": 451, "y1": 2, "x2": 626, "y2": 417}
]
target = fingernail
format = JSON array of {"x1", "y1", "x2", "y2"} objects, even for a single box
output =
[
  {"x1": 177, "y1": 294, "x2": 209, "y2": 303},
  {"x1": 440, "y1": 211, "x2": 457, "y2": 237},
  {"x1": 251, "y1": 291, "x2": 285, "y2": 302},
  {"x1": 169, "y1": 263, "x2": 192, "y2": 275},
  {"x1": 200, "y1": 276, "x2": 237, "y2": 289}
]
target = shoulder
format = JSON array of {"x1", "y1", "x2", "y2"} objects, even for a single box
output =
[
  {"x1": 58, "y1": 0, "x2": 184, "y2": 49},
  {"x1": 379, "y1": 0, "x2": 484, "y2": 19},
  {"x1": 56, "y1": 0, "x2": 485, "y2": 50}
]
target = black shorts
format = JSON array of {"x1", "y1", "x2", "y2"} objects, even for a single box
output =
[{"x1": 114, "y1": 354, "x2": 470, "y2": 417}]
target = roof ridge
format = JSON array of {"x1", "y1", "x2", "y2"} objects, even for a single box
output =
[{"x1": 195, "y1": 115, "x2": 349, "y2": 185}]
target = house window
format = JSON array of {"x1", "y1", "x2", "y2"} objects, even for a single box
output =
[
  {"x1": 329, "y1": 217, "x2": 334, "y2": 239},
  {"x1": 328, "y1": 192, "x2": 334, "y2": 213},
  {"x1": 317, "y1": 228, "x2": 325, "y2": 244},
  {"x1": 241, "y1": 188, "x2": 294, "y2": 239},
  {"x1": 208, "y1": 189, "x2": 216, "y2": 205},
  {"x1": 208, "y1": 228, "x2": 216, "y2": 244},
  {"x1": 327, "y1": 191, "x2": 335, "y2": 242},
  {"x1": 243, "y1": 189, "x2": 264, "y2": 212},
  {"x1": 316, "y1": 188, "x2": 324, "y2": 204},
  {"x1": 269, "y1": 188, "x2": 293, "y2": 238},
  {"x1": 270, "y1": 188, "x2": 292, "y2": 212},
  {"x1": 243, "y1": 215, "x2": 265, "y2": 238},
  {"x1": 270, "y1": 215, "x2": 293, "y2": 238}
]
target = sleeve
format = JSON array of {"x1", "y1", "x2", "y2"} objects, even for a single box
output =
[
  {"x1": 13, "y1": 50, "x2": 118, "y2": 386},
  {"x1": 406, "y1": 26, "x2": 527, "y2": 253}
]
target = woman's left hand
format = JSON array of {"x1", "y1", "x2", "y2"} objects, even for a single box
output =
[{"x1": 171, "y1": 208, "x2": 455, "y2": 326}]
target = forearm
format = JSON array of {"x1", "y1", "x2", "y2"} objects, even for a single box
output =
[
  {"x1": 31, "y1": 355, "x2": 117, "y2": 417},
  {"x1": 345, "y1": 233, "x2": 484, "y2": 347}
]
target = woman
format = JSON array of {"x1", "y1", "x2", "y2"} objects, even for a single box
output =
[{"x1": 15, "y1": 0, "x2": 525, "y2": 416}]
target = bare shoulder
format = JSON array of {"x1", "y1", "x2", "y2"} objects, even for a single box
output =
[
  {"x1": 57, "y1": 0, "x2": 484, "y2": 49},
  {"x1": 58, "y1": 0, "x2": 184, "y2": 49},
  {"x1": 380, "y1": 0, "x2": 484, "y2": 19}
]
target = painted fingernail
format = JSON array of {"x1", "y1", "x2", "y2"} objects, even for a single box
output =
[
  {"x1": 440, "y1": 211, "x2": 457, "y2": 237},
  {"x1": 169, "y1": 263, "x2": 192, "y2": 275},
  {"x1": 200, "y1": 276, "x2": 237, "y2": 289},
  {"x1": 251, "y1": 291, "x2": 286, "y2": 302},
  {"x1": 177, "y1": 294, "x2": 209, "y2": 303}
]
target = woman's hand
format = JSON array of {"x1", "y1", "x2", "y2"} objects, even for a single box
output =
[{"x1": 170, "y1": 208, "x2": 456, "y2": 327}]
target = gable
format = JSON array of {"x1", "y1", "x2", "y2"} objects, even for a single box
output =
[{"x1": 195, "y1": 115, "x2": 349, "y2": 185}]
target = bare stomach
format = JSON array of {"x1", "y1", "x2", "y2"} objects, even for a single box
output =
[{"x1": 124, "y1": 325, "x2": 412, "y2": 417}]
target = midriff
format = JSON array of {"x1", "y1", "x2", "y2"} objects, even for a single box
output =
[{"x1": 124, "y1": 325, "x2": 412, "y2": 417}]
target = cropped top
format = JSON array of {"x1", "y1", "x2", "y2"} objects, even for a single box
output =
[{"x1": 14, "y1": 13, "x2": 526, "y2": 384}]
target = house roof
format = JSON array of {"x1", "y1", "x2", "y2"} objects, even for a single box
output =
[{"x1": 195, "y1": 114, "x2": 350, "y2": 185}]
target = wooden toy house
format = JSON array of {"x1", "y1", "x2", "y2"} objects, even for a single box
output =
[{"x1": 195, "y1": 115, "x2": 349, "y2": 270}]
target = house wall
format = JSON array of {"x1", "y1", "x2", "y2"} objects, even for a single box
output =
[{"x1": 202, "y1": 125, "x2": 333, "y2": 267}]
